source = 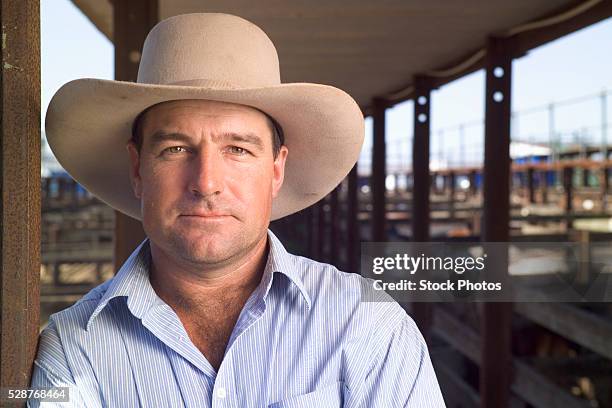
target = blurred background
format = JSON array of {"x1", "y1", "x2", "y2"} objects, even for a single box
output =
[{"x1": 38, "y1": 1, "x2": 612, "y2": 407}]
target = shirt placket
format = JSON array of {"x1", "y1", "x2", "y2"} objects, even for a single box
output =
[{"x1": 211, "y1": 294, "x2": 268, "y2": 408}]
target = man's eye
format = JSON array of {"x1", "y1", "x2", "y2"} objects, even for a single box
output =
[
  {"x1": 228, "y1": 146, "x2": 249, "y2": 155},
  {"x1": 163, "y1": 146, "x2": 187, "y2": 154}
]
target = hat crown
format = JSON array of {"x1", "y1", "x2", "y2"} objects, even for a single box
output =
[{"x1": 137, "y1": 13, "x2": 281, "y2": 88}]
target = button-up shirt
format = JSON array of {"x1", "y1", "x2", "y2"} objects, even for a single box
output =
[{"x1": 29, "y1": 230, "x2": 445, "y2": 407}]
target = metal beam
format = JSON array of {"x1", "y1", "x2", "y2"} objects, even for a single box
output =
[
  {"x1": 602, "y1": 167, "x2": 609, "y2": 211},
  {"x1": 307, "y1": 205, "x2": 316, "y2": 260},
  {"x1": 411, "y1": 76, "x2": 433, "y2": 340},
  {"x1": 527, "y1": 168, "x2": 535, "y2": 204},
  {"x1": 0, "y1": 0, "x2": 40, "y2": 389},
  {"x1": 317, "y1": 197, "x2": 327, "y2": 262},
  {"x1": 112, "y1": 0, "x2": 158, "y2": 270},
  {"x1": 563, "y1": 167, "x2": 574, "y2": 230},
  {"x1": 469, "y1": 170, "x2": 478, "y2": 198},
  {"x1": 329, "y1": 186, "x2": 339, "y2": 266},
  {"x1": 448, "y1": 171, "x2": 456, "y2": 220},
  {"x1": 346, "y1": 165, "x2": 359, "y2": 272},
  {"x1": 510, "y1": 1, "x2": 612, "y2": 60},
  {"x1": 539, "y1": 171, "x2": 548, "y2": 204},
  {"x1": 381, "y1": 1, "x2": 612, "y2": 107},
  {"x1": 481, "y1": 36, "x2": 513, "y2": 408},
  {"x1": 371, "y1": 98, "x2": 386, "y2": 242},
  {"x1": 412, "y1": 76, "x2": 431, "y2": 242}
]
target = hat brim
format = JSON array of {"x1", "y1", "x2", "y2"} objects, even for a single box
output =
[{"x1": 45, "y1": 79, "x2": 364, "y2": 221}]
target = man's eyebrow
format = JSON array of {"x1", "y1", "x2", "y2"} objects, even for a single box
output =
[
  {"x1": 147, "y1": 130, "x2": 266, "y2": 151},
  {"x1": 148, "y1": 131, "x2": 193, "y2": 147},
  {"x1": 215, "y1": 132, "x2": 265, "y2": 150}
]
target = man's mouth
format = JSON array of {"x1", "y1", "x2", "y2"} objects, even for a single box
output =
[{"x1": 180, "y1": 213, "x2": 232, "y2": 221}]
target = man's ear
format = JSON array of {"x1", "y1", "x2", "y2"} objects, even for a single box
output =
[
  {"x1": 271, "y1": 145, "x2": 288, "y2": 198},
  {"x1": 126, "y1": 141, "x2": 143, "y2": 199}
]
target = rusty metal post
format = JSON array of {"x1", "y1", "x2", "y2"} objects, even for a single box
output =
[
  {"x1": 306, "y1": 205, "x2": 315, "y2": 258},
  {"x1": 411, "y1": 76, "x2": 433, "y2": 341},
  {"x1": 539, "y1": 171, "x2": 548, "y2": 204},
  {"x1": 431, "y1": 173, "x2": 438, "y2": 194},
  {"x1": 0, "y1": 0, "x2": 41, "y2": 390},
  {"x1": 371, "y1": 98, "x2": 387, "y2": 242},
  {"x1": 582, "y1": 166, "x2": 590, "y2": 187},
  {"x1": 469, "y1": 170, "x2": 478, "y2": 198},
  {"x1": 113, "y1": 0, "x2": 158, "y2": 270},
  {"x1": 602, "y1": 167, "x2": 609, "y2": 211},
  {"x1": 448, "y1": 171, "x2": 456, "y2": 220},
  {"x1": 309, "y1": 203, "x2": 319, "y2": 260},
  {"x1": 481, "y1": 37, "x2": 513, "y2": 408},
  {"x1": 527, "y1": 167, "x2": 535, "y2": 204},
  {"x1": 317, "y1": 197, "x2": 327, "y2": 262},
  {"x1": 412, "y1": 76, "x2": 431, "y2": 242},
  {"x1": 329, "y1": 186, "x2": 339, "y2": 266},
  {"x1": 601, "y1": 90, "x2": 608, "y2": 164},
  {"x1": 347, "y1": 165, "x2": 359, "y2": 272},
  {"x1": 563, "y1": 167, "x2": 574, "y2": 230}
]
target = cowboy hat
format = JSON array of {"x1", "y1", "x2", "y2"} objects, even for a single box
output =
[{"x1": 45, "y1": 13, "x2": 364, "y2": 221}]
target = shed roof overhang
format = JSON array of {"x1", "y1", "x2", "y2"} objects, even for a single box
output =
[{"x1": 71, "y1": 0, "x2": 612, "y2": 112}]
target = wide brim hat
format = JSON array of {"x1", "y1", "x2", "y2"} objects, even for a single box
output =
[{"x1": 45, "y1": 13, "x2": 364, "y2": 221}]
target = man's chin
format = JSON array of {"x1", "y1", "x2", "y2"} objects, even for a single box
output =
[
  {"x1": 162, "y1": 225, "x2": 263, "y2": 267},
  {"x1": 172, "y1": 238, "x2": 238, "y2": 266}
]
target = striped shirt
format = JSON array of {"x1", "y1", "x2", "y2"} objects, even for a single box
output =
[{"x1": 29, "y1": 230, "x2": 445, "y2": 407}]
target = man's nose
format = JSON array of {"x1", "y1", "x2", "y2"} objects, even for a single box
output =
[{"x1": 188, "y1": 148, "x2": 225, "y2": 197}]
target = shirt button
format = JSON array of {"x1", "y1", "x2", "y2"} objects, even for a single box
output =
[{"x1": 217, "y1": 387, "x2": 227, "y2": 399}]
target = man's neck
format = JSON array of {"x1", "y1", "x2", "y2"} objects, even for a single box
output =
[
  {"x1": 147, "y1": 234, "x2": 270, "y2": 371},
  {"x1": 148, "y1": 235, "x2": 269, "y2": 312}
]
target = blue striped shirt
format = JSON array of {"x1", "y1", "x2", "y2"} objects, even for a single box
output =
[{"x1": 30, "y1": 230, "x2": 445, "y2": 407}]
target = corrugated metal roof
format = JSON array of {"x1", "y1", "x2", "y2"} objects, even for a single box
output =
[{"x1": 70, "y1": 0, "x2": 604, "y2": 109}]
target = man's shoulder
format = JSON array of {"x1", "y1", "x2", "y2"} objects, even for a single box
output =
[
  {"x1": 47, "y1": 278, "x2": 114, "y2": 332},
  {"x1": 288, "y1": 253, "x2": 409, "y2": 327},
  {"x1": 291, "y1": 254, "x2": 362, "y2": 287},
  {"x1": 291, "y1": 252, "x2": 399, "y2": 297}
]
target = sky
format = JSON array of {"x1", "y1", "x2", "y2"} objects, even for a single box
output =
[
  {"x1": 41, "y1": 0, "x2": 612, "y2": 175},
  {"x1": 41, "y1": 0, "x2": 113, "y2": 124}
]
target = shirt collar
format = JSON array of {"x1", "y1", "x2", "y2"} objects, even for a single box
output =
[
  {"x1": 86, "y1": 229, "x2": 311, "y2": 331},
  {"x1": 258, "y1": 229, "x2": 312, "y2": 310}
]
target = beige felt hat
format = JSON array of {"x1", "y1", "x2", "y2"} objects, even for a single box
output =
[{"x1": 45, "y1": 13, "x2": 364, "y2": 221}]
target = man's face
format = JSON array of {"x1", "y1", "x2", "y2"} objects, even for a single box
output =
[{"x1": 126, "y1": 99, "x2": 288, "y2": 268}]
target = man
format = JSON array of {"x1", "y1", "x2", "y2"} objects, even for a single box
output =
[{"x1": 31, "y1": 13, "x2": 445, "y2": 407}]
